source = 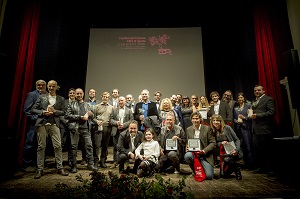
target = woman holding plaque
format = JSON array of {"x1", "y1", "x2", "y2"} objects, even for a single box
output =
[
  {"x1": 210, "y1": 114, "x2": 243, "y2": 180},
  {"x1": 233, "y1": 93, "x2": 255, "y2": 170}
]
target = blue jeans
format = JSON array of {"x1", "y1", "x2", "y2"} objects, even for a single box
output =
[
  {"x1": 184, "y1": 151, "x2": 214, "y2": 180},
  {"x1": 22, "y1": 125, "x2": 37, "y2": 168}
]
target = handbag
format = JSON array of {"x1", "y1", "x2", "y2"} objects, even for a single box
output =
[{"x1": 193, "y1": 152, "x2": 206, "y2": 182}]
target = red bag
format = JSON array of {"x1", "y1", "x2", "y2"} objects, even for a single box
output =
[
  {"x1": 193, "y1": 152, "x2": 206, "y2": 182},
  {"x1": 219, "y1": 145, "x2": 229, "y2": 176}
]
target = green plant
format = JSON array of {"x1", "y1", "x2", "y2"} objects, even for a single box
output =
[{"x1": 48, "y1": 171, "x2": 195, "y2": 199}]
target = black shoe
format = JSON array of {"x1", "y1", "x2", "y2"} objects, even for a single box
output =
[
  {"x1": 87, "y1": 165, "x2": 98, "y2": 172},
  {"x1": 70, "y1": 167, "x2": 77, "y2": 173},
  {"x1": 58, "y1": 168, "x2": 69, "y2": 176},
  {"x1": 34, "y1": 170, "x2": 44, "y2": 179},
  {"x1": 235, "y1": 170, "x2": 242, "y2": 180}
]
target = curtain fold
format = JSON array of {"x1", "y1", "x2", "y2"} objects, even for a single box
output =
[
  {"x1": 7, "y1": 0, "x2": 40, "y2": 166},
  {"x1": 253, "y1": 2, "x2": 284, "y2": 128}
]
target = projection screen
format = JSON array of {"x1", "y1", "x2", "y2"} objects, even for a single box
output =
[{"x1": 85, "y1": 27, "x2": 205, "y2": 102}]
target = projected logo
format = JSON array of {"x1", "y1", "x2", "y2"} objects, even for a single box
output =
[{"x1": 149, "y1": 34, "x2": 172, "y2": 55}]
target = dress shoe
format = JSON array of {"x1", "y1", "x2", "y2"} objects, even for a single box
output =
[
  {"x1": 235, "y1": 169, "x2": 242, "y2": 180},
  {"x1": 70, "y1": 167, "x2": 78, "y2": 173},
  {"x1": 87, "y1": 165, "x2": 98, "y2": 172},
  {"x1": 34, "y1": 170, "x2": 44, "y2": 179},
  {"x1": 58, "y1": 168, "x2": 69, "y2": 176}
]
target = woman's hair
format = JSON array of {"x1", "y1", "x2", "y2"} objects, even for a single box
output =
[
  {"x1": 210, "y1": 114, "x2": 225, "y2": 133},
  {"x1": 181, "y1": 96, "x2": 191, "y2": 108},
  {"x1": 160, "y1": 98, "x2": 173, "y2": 111},
  {"x1": 199, "y1": 95, "x2": 210, "y2": 108},
  {"x1": 142, "y1": 128, "x2": 157, "y2": 142}
]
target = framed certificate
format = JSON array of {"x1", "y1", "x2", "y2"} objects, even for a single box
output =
[
  {"x1": 188, "y1": 139, "x2": 201, "y2": 151},
  {"x1": 166, "y1": 139, "x2": 177, "y2": 150}
]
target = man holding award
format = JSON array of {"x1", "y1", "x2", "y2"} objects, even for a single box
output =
[
  {"x1": 157, "y1": 113, "x2": 186, "y2": 174},
  {"x1": 184, "y1": 111, "x2": 216, "y2": 180}
]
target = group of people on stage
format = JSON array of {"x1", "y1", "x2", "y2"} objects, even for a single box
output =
[{"x1": 22, "y1": 80, "x2": 277, "y2": 181}]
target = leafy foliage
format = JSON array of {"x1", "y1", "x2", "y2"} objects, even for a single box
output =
[{"x1": 48, "y1": 171, "x2": 195, "y2": 199}]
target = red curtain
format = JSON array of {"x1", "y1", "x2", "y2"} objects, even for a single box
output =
[
  {"x1": 7, "y1": 0, "x2": 41, "y2": 166},
  {"x1": 253, "y1": 2, "x2": 285, "y2": 126}
]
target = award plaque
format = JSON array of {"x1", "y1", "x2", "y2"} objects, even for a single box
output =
[
  {"x1": 188, "y1": 139, "x2": 201, "y2": 151},
  {"x1": 166, "y1": 139, "x2": 178, "y2": 150}
]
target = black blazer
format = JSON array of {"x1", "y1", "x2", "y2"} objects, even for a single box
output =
[
  {"x1": 117, "y1": 130, "x2": 143, "y2": 155},
  {"x1": 133, "y1": 101, "x2": 159, "y2": 131},
  {"x1": 252, "y1": 95, "x2": 276, "y2": 135}
]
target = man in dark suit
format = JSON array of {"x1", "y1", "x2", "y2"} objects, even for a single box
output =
[
  {"x1": 117, "y1": 120, "x2": 143, "y2": 174},
  {"x1": 31, "y1": 80, "x2": 69, "y2": 179},
  {"x1": 110, "y1": 96, "x2": 134, "y2": 168},
  {"x1": 133, "y1": 89, "x2": 159, "y2": 132},
  {"x1": 22, "y1": 79, "x2": 47, "y2": 170},
  {"x1": 207, "y1": 91, "x2": 232, "y2": 121},
  {"x1": 249, "y1": 84, "x2": 276, "y2": 173}
]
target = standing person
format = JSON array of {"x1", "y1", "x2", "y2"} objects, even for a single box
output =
[
  {"x1": 135, "y1": 128, "x2": 160, "y2": 177},
  {"x1": 110, "y1": 96, "x2": 133, "y2": 168},
  {"x1": 31, "y1": 80, "x2": 69, "y2": 179},
  {"x1": 157, "y1": 113, "x2": 186, "y2": 174},
  {"x1": 65, "y1": 88, "x2": 98, "y2": 173},
  {"x1": 171, "y1": 94, "x2": 184, "y2": 128},
  {"x1": 249, "y1": 84, "x2": 276, "y2": 174},
  {"x1": 184, "y1": 111, "x2": 216, "y2": 180},
  {"x1": 93, "y1": 92, "x2": 114, "y2": 168},
  {"x1": 207, "y1": 91, "x2": 232, "y2": 121},
  {"x1": 133, "y1": 89, "x2": 159, "y2": 132},
  {"x1": 84, "y1": 88, "x2": 100, "y2": 166},
  {"x1": 108, "y1": 88, "x2": 119, "y2": 109},
  {"x1": 181, "y1": 96, "x2": 193, "y2": 131},
  {"x1": 117, "y1": 120, "x2": 143, "y2": 174},
  {"x1": 154, "y1": 91, "x2": 162, "y2": 114},
  {"x1": 222, "y1": 90, "x2": 237, "y2": 111},
  {"x1": 233, "y1": 92, "x2": 255, "y2": 170},
  {"x1": 22, "y1": 79, "x2": 47, "y2": 170},
  {"x1": 59, "y1": 88, "x2": 76, "y2": 166},
  {"x1": 125, "y1": 94, "x2": 135, "y2": 113},
  {"x1": 210, "y1": 114, "x2": 243, "y2": 180}
]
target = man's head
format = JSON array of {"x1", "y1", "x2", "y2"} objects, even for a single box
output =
[
  {"x1": 36, "y1": 79, "x2": 46, "y2": 94},
  {"x1": 154, "y1": 91, "x2": 162, "y2": 102},
  {"x1": 88, "y1": 89, "x2": 96, "y2": 100},
  {"x1": 165, "y1": 113, "x2": 175, "y2": 130},
  {"x1": 75, "y1": 88, "x2": 84, "y2": 102},
  {"x1": 141, "y1": 89, "x2": 150, "y2": 102},
  {"x1": 190, "y1": 111, "x2": 202, "y2": 128},
  {"x1": 129, "y1": 120, "x2": 138, "y2": 137},
  {"x1": 112, "y1": 89, "x2": 119, "y2": 99},
  {"x1": 254, "y1": 84, "x2": 265, "y2": 98},
  {"x1": 47, "y1": 80, "x2": 58, "y2": 95},
  {"x1": 101, "y1": 92, "x2": 110, "y2": 104},
  {"x1": 210, "y1": 91, "x2": 220, "y2": 103},
  {"x1": 68, "y1": 88, "x2": 76, "y2": 101},
  {"x1": 118, "y1": 96, "x2": 126, "y2": 108},
  {"x1": 222, "y1": 90, "x2": 233, "y2": 102}
]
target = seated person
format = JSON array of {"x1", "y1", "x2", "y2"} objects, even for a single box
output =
[
  {"x1": 210, "y1": 114, "x2": 243, "y2": 180},
  {"x1": 157, "y1": 113, "x2": 186, "y2": 174},
  {"x1": 117, "y1": 120, "x2": 143, "y2": 174},
  {"x1": 135, "y1": 128, "x2": 160, "y2": 177},
  {"x1": 184, "y1": 111, "x2": 216, "y2": 180}
]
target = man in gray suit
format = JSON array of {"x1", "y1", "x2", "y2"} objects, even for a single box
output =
[
  {"x1": 110, "y1": 96, "x2": 134, "y2": 168},
  {"x1": 31, "y1": 80, "x2": 69, "y2": 179}
]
